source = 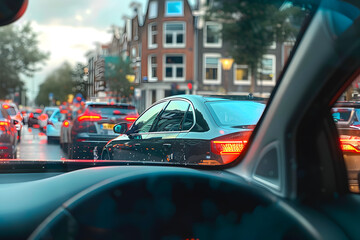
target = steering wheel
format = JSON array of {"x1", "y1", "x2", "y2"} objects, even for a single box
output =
[{"x1": 29, "y1": 168, "x2": 318, "y2": 240}]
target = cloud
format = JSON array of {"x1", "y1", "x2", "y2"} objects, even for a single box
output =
[{"x1": 21, "y1": 21, "x2": 111, "y2": 101}]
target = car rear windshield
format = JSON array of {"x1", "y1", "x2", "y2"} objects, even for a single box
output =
[
  {"x1": 332, "y1": 108, "x2": 352, "y2": 122},
  {"x1": 206, "y1": 101, "x2": 265, "y2": 127},
  {"x1": 88, "y1": 105, "x2": 137, "y2": 115},
  {"x1": 6, "y1": 107, "x2": 16, "y2": 116},
  {"x1": 45, "y1": 110, "x2": 55, "y2": 117}
]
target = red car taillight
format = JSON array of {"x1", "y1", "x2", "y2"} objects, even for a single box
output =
[
  {"x1": 211, "y1": 131, "x2": 252, "y2": 164},
  {"x1": 62, "y1": 120, "x2": 70, "y2": 127},
  {"x1": 340, "y1": 135, "x2": 360, "y2": 153},
  {"x1": 78, "y1": 114, "x2": 102, "y2": 121},
  {"x1": 125, "y1": 116, "x2": 137, "y2": 121},
  {"x1": 29, "y1": 113, "x2": 34, "y2": 118},
  {"x1": 0, "y1": 121, "x2": 9, "y2": 131},
  {"x1": 39, "y1": 114, "x2": 48, "y2": 121}
]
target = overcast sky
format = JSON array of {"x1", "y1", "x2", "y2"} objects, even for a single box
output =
[{"x1": 15, "y1": 0, "x2": 150, "y2": 102}]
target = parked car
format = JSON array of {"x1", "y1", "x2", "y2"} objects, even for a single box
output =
[
  {"x1": 64, "y1": 102, "x2": 138, "y2": 159},
  {"x1": 101, "y1": 95, "x2": 265, "y2": 164},
  {"x1": 0, "y1": 103, "x2": 18, "y2": 159},
  {"x1": 1, "y1": 102, "x2": 23, "y2": 142},
  {"x1": 46, "y1": 108, "x2": 67, "y2": 143},
  {"x1": 39, "y1": 107, "x2": 58, "y2": 132}
]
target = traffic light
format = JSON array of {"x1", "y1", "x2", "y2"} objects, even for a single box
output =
[{"x1": 187, "y1": 82, "x2": 193, "y2": 90}]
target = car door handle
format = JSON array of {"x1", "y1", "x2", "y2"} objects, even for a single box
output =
[
  {"x1": 163, "y1": 143, "x2": 172, "y2": 148},
  {"x1": 135, "y1": 143, "x2": 141, "y2": 146}
]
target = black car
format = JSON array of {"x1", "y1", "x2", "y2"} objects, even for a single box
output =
[
  {"x1": 27, "y1": 108, "x2": 43, "y2": 128},
  {"x1": 68, "y1": 102, "x2": 139, "y2": 159},
  {"x1": 0, "y1": 104, "x2": 18, "y2": 159},
  {"x1": 101, "y1": 95, "x2": 265, "y2": 164}
]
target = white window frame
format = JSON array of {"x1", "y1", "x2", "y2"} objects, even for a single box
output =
[
  {"x1": 163, "y1": 22, "x2": 186, "y2": 48},
  {"x1": 165, "y1": 0, "x2": 184, "y2": 17},
  {"x1": 148, "y1": 23, "x2": 158, "y2": 49},
  {"x1": 148, "y1": 55, "x2": 158, "y2": 82},
  {"x1": 204, "y1": 22, "x2": 222, "y2": 48},
  {"x1": 257, "y1": 54, "x2": 276, "y2": 86},
  {"x1": 149, "y1": 1, "x2": 158, "y2": 19},
  {"x1": 203, "y1": 53, "x2": 221, "y2": 85},
  {"x1": 163, "y1": 54, "x2": 186, "y2": 82},
  {"x1": 234, "y1": 64, "x2": 251, "y2": 85}
]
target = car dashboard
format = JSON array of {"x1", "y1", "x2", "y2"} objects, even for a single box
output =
[{"x1": 0, "y1": 165, "x2": 348, "y2": 240}]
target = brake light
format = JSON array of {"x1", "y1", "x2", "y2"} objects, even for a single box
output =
[
  {"x1": 340, "y1": 135, "x2": 360, "y2": 153},
  {"x1": 0, "y1": 121, "x2": 9, "y2": 131},
  {"x1": 39, "y1": 114, "x2": 48, "y2": 121},
  {"x1": 2, "y1": 105, "x2": 9, "y2": 109},
  {"x1": 36, "y1": 109, "x2": 42, "y2": 113},
  {"x1": 63, "y1": 120, "x2": 70, "y2": 127},
  {"x1": 77, "y1": 115, "x2": 102, "y2": 121},
  {"x1": 125, "y1": 117, "x2": 137, "y2": 121},
  {"x1": 29, "y1": 113, "x2": 34, "y2": 118},
  {"x1": 211, "y1": 131, "x2": 252, "y2": 164},
  {"x1": 211, "y1": 140, "x2": 247, "y2": 154}
]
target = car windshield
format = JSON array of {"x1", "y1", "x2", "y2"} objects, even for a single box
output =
[{"x1": 0, "y1": 0, "x2": 316, "y2": 166}]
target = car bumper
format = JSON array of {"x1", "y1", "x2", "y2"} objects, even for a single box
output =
[
  {"x1": 0, "y1": 143, "x2": 14, "y2": 158},
  {"x1": 46, "y1": 125, "x2": 60, "y2": 137}
]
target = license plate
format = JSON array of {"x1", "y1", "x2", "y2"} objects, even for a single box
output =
[{"x1": 102, "y1": 123, "x2": 115, "y2": 130}]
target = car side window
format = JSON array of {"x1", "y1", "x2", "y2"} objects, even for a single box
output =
[
  {"x1": 182, "y1": 105, "x2": 194, "y2": 131},
  {"x1": 152, "y1": 100, "x2": 190, "y2": 132},
  {"x1": 130, "y1": 101, "x2": 167, "y2": 133}
]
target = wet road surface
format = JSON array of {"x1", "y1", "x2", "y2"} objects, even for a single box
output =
[{"x1": 17, "y1": 125, "x2": 66, "y2": 160}]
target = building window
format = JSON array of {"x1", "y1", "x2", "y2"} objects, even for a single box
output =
[
  {"x1": 164, "y1": 55, "x2": 185, "y2": 81},
  {"x1": 234, "y1": 64, "x2": 250, "y2": 85},
  {"x1": 163, "y1": 22, "x2": 185, "y2": 48},
  {"x1": 165, "y1": 0, "x2": 184, "y2": 17},
  {"x1": 204, "y1": 22, "x2": 222, "y2": 48},
  {"x1": 149, "y1": 1, "x2": 158, "y2": 19},
  {"x1": 148, "y1": 23, "x2": 158, "y2": 49},
  {"x1": 203, "y1": 54, "x2": 221, "y2": 84},
  {"x1": 148, "y1": 55, "x2": 158, "y2": 81},
  {"x1": 257, "y1": 54, "x2": 276, "y2": 86}
]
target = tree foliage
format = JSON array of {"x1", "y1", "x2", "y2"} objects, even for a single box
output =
[
  {"x1": 207, "y1": 0, "x2": 311, "y2": 88},
  {"x1": 35, "y1": 62, "x2": 75, "y2": 106},
  {"x1": 0, "y1": 22, "x2": 48, "y2": 98},
  {"x1": 106, "y1": 56, "x2": 134, "y2": 101}
]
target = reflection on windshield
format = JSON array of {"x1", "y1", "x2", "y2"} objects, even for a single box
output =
[{"x1": 0, "y1": 0, "x2": 313, "y2": 166}]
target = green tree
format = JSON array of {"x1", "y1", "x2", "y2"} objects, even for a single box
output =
[
  {"x1": 105, "y1": 56, "x2": 134, "y2": 102},
  {"x1": 0, "y1": 22, "x2": 48, "y2": 98},
  {"x1": 207, "y1": 0, "x2": 311, "y2": 92},
  {"x1": 72, "y1": 62, "x2": 89, "y2": 100},
  {"x1": 35, "y1": 62, "x2": 75, "y2": 106}
]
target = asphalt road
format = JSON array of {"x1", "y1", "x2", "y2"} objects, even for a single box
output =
[{"x1": 17, "y1": 125, "x2": 66, "y2": 160}]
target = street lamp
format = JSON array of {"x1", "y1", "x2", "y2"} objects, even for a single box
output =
[{"x1": 220, "y1": 57, "x2": 234, "y2": 94}]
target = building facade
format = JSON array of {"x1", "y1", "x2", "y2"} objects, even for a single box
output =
[{"x1": 140, "y1": 0, "x2": 195, "y2": 110}]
